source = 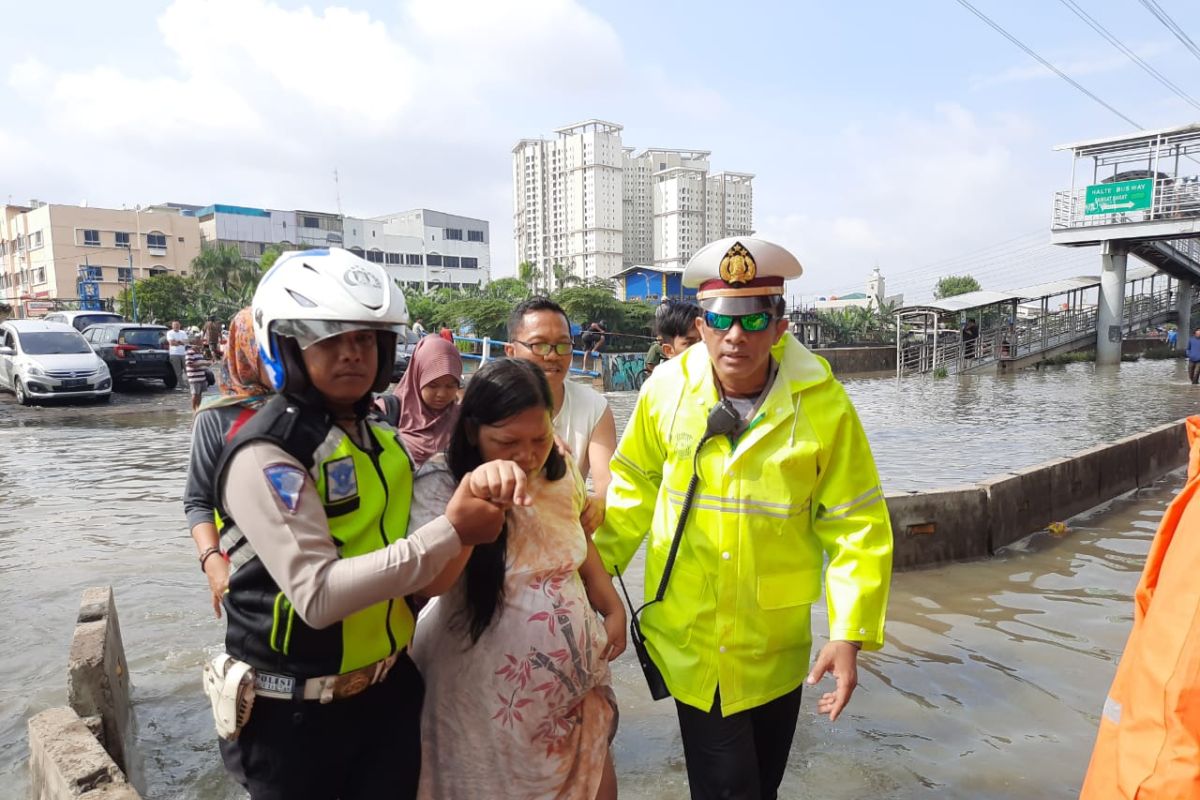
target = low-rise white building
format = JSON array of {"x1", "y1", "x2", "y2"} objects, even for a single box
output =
[{"x1": 196, "y1": 204, "x2": 490, "y2": 291}]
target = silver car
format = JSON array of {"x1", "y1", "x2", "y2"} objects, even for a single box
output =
[{"x1": 0, "y1": 320, "x2": 113, "y2": 405}]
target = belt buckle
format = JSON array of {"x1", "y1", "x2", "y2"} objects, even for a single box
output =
[{"x1": 332, "y1": 669, "x2": 371, "y2": 701}]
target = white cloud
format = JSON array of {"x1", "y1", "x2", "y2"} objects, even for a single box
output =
[
  {"x1": 760, "y1": 103, "x2": 1058, "y2": 303},
  {"x1": 0, "y1": 0, "x2": 640, "y2": 275},
  {"x1": 969, "y1": 41, "x2": 1170, "y2": 90}
]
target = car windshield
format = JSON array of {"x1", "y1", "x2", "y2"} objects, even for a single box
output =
[
  {"x1": 120, "y1": 329, "x2": 166, "y2": 348},
  {"x1": 19, "y1": 331, "x2": 93, "y2": 355},
  {"x1": 72, "y1": 314, "x2": 122, "y2": 330}
]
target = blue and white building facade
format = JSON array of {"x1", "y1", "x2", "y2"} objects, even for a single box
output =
[{"x1": 196, "y1": 205, "x2": 490, "y2": 291}]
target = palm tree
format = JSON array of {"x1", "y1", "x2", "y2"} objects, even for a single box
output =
[
  {"x1": 551, "y1": 263, "x2": 580, "y2": 291},
  {"x1": 191, "y1": 245, "x2": 261, "y2": 309},
  {"x1": 517, "y1": 261, "x2": 543, "y2": 294}
]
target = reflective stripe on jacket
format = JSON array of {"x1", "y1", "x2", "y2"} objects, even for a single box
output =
[
  {"x1": 594, "y1": 334, "x2": 893, "y2": 715},
  {"x1": 217, "y1": 398, "x2": 415, "y2": 679},
  {"x1": 1079, "y1": 416, "x2": 1200, "y2": 799}
]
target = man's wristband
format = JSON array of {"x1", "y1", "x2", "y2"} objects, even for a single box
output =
[{"x1": 198, "y1": 546, "x2": 222, "y2": 572}]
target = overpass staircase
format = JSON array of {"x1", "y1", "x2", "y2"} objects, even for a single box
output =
[{"x1": 899, "y1": 265, "x2": 1195, "y2": 378}]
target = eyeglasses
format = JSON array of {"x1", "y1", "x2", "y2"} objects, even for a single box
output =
[
  {"x1": 703, "y1": 310, "x2": 775, "y2": 333},
  {"x1": 515, "y1": 340, "x2": 573, "y2": 357}
]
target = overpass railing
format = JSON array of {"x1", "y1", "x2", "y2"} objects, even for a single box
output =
[{"x1": 1052, "y1": 176, "x2": 1200, "y2": 231}]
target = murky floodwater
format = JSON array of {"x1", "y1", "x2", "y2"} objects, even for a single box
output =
[{"x1": 0, "y1": 359, "x2": 1194, "y2": 798}]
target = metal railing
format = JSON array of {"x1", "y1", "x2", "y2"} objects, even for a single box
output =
[
  {"x1": 1052, "y1": 176, "x2": 1200, "y2": 230},
  {"x1": 446, "y1": 334, "x2": 601, "y2": 377},
  {"x1": 897, "y1": 282, "x2": 1178, "y2": 377}
]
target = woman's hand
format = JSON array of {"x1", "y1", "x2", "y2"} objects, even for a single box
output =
[
  {"x1": 203, "y1": 556, "x2": 229, "y2": 618},
  {"x1": 467, "y1": 460, "x2": 532, "y2": 508},
  {"x1": 600, "y1": 604, "x2": 627, "y2": 661},
  {"x1": 580, "y1": 492, "x2": 606, "y2": 536}
]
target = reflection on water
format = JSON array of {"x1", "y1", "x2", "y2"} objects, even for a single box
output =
[{"x1": 0, "y1": 360, "x2": 1189, "y2": 798}]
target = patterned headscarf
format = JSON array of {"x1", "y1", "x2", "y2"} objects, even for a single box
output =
[{"x1": 204, "y1": 307, "x2": 272, "y2": 410}]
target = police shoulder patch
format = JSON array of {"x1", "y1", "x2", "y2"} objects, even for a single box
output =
[{"x1": 264, "y1": 463, "x2": 306, "y2": 514}]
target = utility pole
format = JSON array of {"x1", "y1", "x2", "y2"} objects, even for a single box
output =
[{"x1": 334, "y1": 168, "x2": 343, "y2": 217}]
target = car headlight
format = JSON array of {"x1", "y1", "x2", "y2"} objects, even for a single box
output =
[{"x1": 26, "y1": 364, "x2": 44, "y2": 377}]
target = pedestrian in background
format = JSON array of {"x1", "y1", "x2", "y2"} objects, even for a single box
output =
[
  {"x1": 184, "y1": 343, "x2": 210, "y2": 412},
  {"x1": 1188, "y1": 327, "x2": 1200, "y2": 384},
  {"x1": 166, "y1": 320, "x2": 188, "y2": 388},
  {"x1": 203, "y1": 315, "x2": 222, "y2": 360}
]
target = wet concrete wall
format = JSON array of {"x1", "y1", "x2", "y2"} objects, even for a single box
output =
[
  {"x1": 887, "y1": 419, "x2": 1189, "y2": 570},
  {"x1": 28, "y1": 588, "x2": 141, "y2": 799},
  {"x1": 813, "y1": 345, "x2": 895, "y2": 375}
]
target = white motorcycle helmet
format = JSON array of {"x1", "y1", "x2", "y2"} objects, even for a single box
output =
[{"x1": 252, "y1": 247, "x2": 409, "y2": 397}]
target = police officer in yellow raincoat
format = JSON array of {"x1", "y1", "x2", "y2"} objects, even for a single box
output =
[{"x1": 594, "y1": 237, "x2": 893, "y2": 800}]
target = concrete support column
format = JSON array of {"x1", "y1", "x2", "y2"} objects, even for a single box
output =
[
  {"x1": 1096, "y1": 242, "x2": 1128, "y2": 365},
  {"x1": 1177, "y1": 281, "x2": 1194, "y2": 351}
]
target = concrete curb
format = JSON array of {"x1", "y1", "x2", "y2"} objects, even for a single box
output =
[
  {"x1": 887, "y1": 418, "x2": 1189, "y2": 570},
  {"x1": 28, "y1": 588, "x2": 142, "y2": 799}
]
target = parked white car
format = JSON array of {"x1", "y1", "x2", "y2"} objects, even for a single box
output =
[{"x1": 0, "y1": 320, "x2": 113, "y2": 405}]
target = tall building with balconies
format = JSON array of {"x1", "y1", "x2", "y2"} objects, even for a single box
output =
[{"x1": 514, "y1": 121, "x2": 754, "y2": 287}]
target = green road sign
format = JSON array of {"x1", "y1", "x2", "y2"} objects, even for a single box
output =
[{"x1": 1085, "y1": 179, "x2": 1154, "y2": 215}]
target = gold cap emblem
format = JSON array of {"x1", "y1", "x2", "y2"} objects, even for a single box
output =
[{"x1": 718, "y1": 242, "x2": 756, "y2": 285}]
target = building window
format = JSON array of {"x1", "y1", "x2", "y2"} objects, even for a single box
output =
[
  {"x1": 149, "y1": 266, "x2": 168, "y2": 277},
  {"x1": 444, "y1": 228, "x2": 463, "y2": 241},
  {"x1": 30, "y1": 231, "x2": 43, "y2": 249},
  {"x1": 79, "y1": 265, "x2": 102, "y2": 281},
  {"x1": 349, "y1": 246, "x2": 365, "y2": 257},
  {"x1": 33, "y1": 267, "x2": 46, "y2": 284},
  {"x1": 83, "y1": 230, "x2": 100, "y2": 247},
  {"x1": 443, "y1": 256, "x2": 460, "y2": 269},
  {"x1": 461, "y1": 257, "x2": 479, "y2": 269},
  {"x1": 385, "y1": 253, "x2": 400, "y2": 265},
  {"x1": 115, "y1": 232, "x2": 130, "y2": 248},
  {"x1": 147, "y1": 232, "x2": 167, "y2": 250},
  {"x1": 467, "y1": 230, "x2": 485, "y2": 242},
  {"x1": 118, "y1": 267, "x2": 132, "y2": 282},
  {"x1": 404, "y1": 253, "x2": 422, "y2": 265},
  {"x1": 426, "y1": 254, "x2": 443, "y2": 267},
  {"x1": 303, "y1": 216, "x2": 318, "y2": 228},
  {"x1": 366, "y1": 250, "x2": 384, "y2": 264}
]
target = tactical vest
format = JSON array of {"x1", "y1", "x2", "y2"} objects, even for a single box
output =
[{"x1": 213, "y1": 394, "x2": 415, "y2": 679}]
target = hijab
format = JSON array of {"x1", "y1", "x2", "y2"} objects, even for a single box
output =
[
  {"x1": 203, "y1": 307, "x2": 273, "y2": 410},
  {"x1": 394, "y1": 336, "x2": 463, "y2": 467}
]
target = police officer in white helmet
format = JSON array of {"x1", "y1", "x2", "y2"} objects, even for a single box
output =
[{"x1": 205, "y1": 248, "x2": 508, "y2": 799}]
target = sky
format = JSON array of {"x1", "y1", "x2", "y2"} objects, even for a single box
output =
[{"x1": 2, "y1": 0, "x2": 1199, "y2": 303}]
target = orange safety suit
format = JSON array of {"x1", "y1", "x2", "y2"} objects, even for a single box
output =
[{"x1": 1079, "y1": 416, "x2": 1200, "y2": 799}]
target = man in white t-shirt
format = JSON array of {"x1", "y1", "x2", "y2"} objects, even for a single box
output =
[
  {"x1": 505, "y1": 297, "x2": 617, "y2": 534},
  {"x1": 166, "y1": 320, "x2": 189, "y2": 389}
]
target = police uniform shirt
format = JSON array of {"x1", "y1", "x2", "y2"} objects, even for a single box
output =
[{"x1": 221, "y1": 438, "x2": 461, "y2": 628}]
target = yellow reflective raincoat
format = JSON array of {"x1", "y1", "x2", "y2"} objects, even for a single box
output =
[{"x1": 594, "y1": 334, "x2": 893, "y2": 715}]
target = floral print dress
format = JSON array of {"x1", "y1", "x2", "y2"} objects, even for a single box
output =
[{"x1": 410, "y1": 456, "x2": 617, "y2": 800}]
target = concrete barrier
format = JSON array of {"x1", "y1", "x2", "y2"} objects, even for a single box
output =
[
  {"x1": 813, "y1": 345, "x2": 895, "y2": 375},
  {"x1": 1135, "y1": 422, "x2": 1189, "y2": 487},
  {"x1": 27, "y1": 706, "x2": 140, "y2": 799},
  {"x1": 886, "y1": 485, "x2": 990, "y2": 570},
  {"x1": 889, "y1": 418, "x2": 1191, "y2": 570},
  {"x1": 68, "y1": 587, "x2": 133, "y2": 774},
  {"x1": 979, "y1": 464, "x2": 1055, "y2": 552}
]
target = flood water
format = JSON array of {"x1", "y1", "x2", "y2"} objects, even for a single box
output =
[{"x1": 0, "y1": 358, "x2": 1195, "y2": 799}]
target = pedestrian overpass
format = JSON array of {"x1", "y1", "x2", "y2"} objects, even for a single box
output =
[
  {"x1": 1050, "y1": 122, "x2": 1200, "y2": 363},
  {"x1": 895, "y1": 267, "x2": 1191, "y2": 377}
]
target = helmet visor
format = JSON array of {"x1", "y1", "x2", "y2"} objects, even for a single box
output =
[{"x1": 272, "y1": 319, "x2": 404, "y2": 350}]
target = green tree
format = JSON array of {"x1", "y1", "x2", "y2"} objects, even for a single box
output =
[
  {"x1": 484, "y1": 277, "x2": 530, "y2": 303},
  {"x1": 933, "y1": 275, "x2": 981, "y2": 300},
  {"x1": 517, "y1": 261, "x2": 543, "y2": 294},
  {"x1": 115, "y1": 275, "x2": 195, "y2": 324},
  {"x1": 444, "y1": 296, "x2": 513, "y2": 340},
  {"x1": 551, "y1": 263, "x2": 580, "y2": 290},
  {"x1": 191, "y1": 245, "x2": 261, "y2": 310}
]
